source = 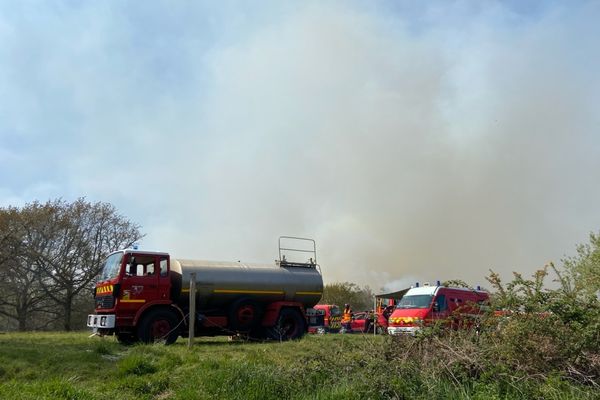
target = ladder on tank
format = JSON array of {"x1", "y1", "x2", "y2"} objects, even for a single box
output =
[{"x1": 278, "y1": 236, "x2": 318, "y2": 268}]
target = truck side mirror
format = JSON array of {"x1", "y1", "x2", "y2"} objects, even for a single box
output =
[{"x1": 433, "y1": 303, "x2": 439, "y2": 312}]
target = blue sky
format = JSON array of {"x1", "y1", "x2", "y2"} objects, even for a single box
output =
[{"x1": 1, "y1": 1, "x2": 599, "y2": 290}]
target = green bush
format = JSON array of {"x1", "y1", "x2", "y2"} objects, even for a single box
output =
[
  {"x1": 374, "y1": 232, "x2": 600, "y2": 396},
  {"x1": 484, "y1": 250, "x2": 600, "y2": 383}
]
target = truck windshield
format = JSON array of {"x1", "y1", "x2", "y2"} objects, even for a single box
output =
[
  {"x1": 396, "y1": 295, "x2": 434, "y2": 309},
  {"x1": 99, "y1": 252, "x2": 124, "y2": 281},
  {"x1": 330, "y1": 306, "x2": 341, "y2": 317}
]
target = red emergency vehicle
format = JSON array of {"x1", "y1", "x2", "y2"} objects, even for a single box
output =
[
  {"x1": 345, "y1": 311, "x2": 377, "y2": 333},
  {"x1": 87, "y1": 237, "x2": 323, "y2": 343},
  {"x1": 371, "y1": 290, "x2": 408, "y2": 333},
  {"x1": 387, "y1": 284, "x2": 489, "y2": 335},
  {"x1": 312, "y1": 304, "x2": 342, "y2": 333},
  {"x1": 344, "y1": 293, "x2": 403, "y2": 334}
]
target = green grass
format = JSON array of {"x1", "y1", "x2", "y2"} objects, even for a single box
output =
[{"x1": 0, "y1": 332, "x2": 597, "y2": 400}]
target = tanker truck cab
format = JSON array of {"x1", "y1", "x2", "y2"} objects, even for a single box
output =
[
  {"x1": 88, "y1": 237, "x2": 323, "y2": 344},
  {"x1": 387, "y1": 285, "x2": 489, "y2": 335},
  {"x1": 88, "y1": 249, "x2": 176, "y2": 343},
  {"x1": 119, "y1": 252, "x2": 172, "y2": 319}
]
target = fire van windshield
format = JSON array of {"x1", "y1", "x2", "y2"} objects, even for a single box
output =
[
  {"x1": 99, "y1": 252, "x2": 124, "y2": 281},
  {"x1": 396, "y1": 295, "x2": 434, "y2": 309}
]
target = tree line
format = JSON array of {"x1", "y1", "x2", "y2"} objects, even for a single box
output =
[
  {"x1": 0, "y1": 199, "x2": 142, "y2": 331},
  {"x1": 319, "y1": 281, "x2": 375, "y2": 311}
]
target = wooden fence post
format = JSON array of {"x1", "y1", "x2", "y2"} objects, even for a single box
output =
[{"x1": 188, "y1": 272, "x2": 196, "y2": 348}]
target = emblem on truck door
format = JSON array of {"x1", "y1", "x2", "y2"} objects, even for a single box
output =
[{"x1": 132, "y1": 285, "x2": 144, "y2": 295}]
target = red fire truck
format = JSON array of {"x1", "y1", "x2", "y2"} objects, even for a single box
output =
[
  {"x1": 87, "y1": 237, "x2": 323, "y2": 344},
  {"x1": 311, "y1": 304, "x2": 342, "y2": 333},
  {"x1": 339, "y1": 291, "x2": 406, "y2": 334},
  {"x1": 387, "y1": 283, "x2": 489, "y2": 335}
]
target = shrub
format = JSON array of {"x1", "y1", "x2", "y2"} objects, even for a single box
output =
[{"x1": 378, "y1": 232, "x2": 600, "y2": 394}]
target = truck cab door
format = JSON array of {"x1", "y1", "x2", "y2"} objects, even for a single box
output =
[
  {"x1": 120, "y1": 253, "x2": 160, "y2": 309},
  {"x1": 157, "y1": 255, "x2": 171, "y2": 300}
]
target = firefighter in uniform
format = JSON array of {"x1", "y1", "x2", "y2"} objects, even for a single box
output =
[{"x1": 341, "y1": 303, "x2": 352, "y2": 332}]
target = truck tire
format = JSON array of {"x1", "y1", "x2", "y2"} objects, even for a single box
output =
[
  {"x1": 137, "y1": 308, "x2": 180, "y2": 344},
  {"x1": 267, "y1": 308, "x2": 306, "y2": 341},
  {"x1": 116, "y1": 331, "x2": 138, "y2": 345},
  {"x1": 228, "y1": 298, "x2": 262, "y2": 332}
]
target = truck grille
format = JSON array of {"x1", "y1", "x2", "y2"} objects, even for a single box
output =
[{"x1": 96, "y1": 295, "x2": 115, "y2": 309}]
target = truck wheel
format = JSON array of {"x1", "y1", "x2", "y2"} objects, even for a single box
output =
[
  {"x1": 267, "y1": 308, "x2": 306, "y2": 341},
  {"x1": 116, "y1": 332, "x2": 138, "y2": 345},
  {"x1": 137, "y1": 309, "x2": 180, "y2": 345},
  {"x1": 228, "y1": 298, "x2": 262, "y2": 332}
]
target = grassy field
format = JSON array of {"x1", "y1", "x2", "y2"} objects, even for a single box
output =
[{"x1": 0, "y1": 331, "x2": 597, "y2": 400}]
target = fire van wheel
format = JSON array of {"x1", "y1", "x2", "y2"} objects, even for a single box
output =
[
  {"x1": 267, "y1": 308, "x2": 306, "y2": 341},
  {"x1": 137, "y1": 309, "x2": 180, "y2": 345}
]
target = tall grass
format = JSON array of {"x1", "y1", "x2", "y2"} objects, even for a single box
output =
[{"x1": 0, "y1": 331, "x2": 597, "y2": 399}]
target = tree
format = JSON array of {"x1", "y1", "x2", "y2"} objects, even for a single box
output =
[
  {"x1": 0, "y1": 199, "x2": 143, "y2": 331},
  {"x1": 0, "y1": 207, "x2": 53, "y2": 330},
  {"x1": 320, "y1": 282, "x2": 374, "y2": 311}
]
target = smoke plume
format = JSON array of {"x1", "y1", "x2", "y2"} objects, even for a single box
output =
[{"x1": 1, "y1": 1, "x2": 599, "y2": 291}]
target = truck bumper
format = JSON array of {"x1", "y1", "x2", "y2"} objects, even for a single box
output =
[
  {"x1": 387, "y1": 326, "x2": 420, "y2": 336},
  {"x1": 87, "y1": 314, "x2": 116, "y2": 329}
]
